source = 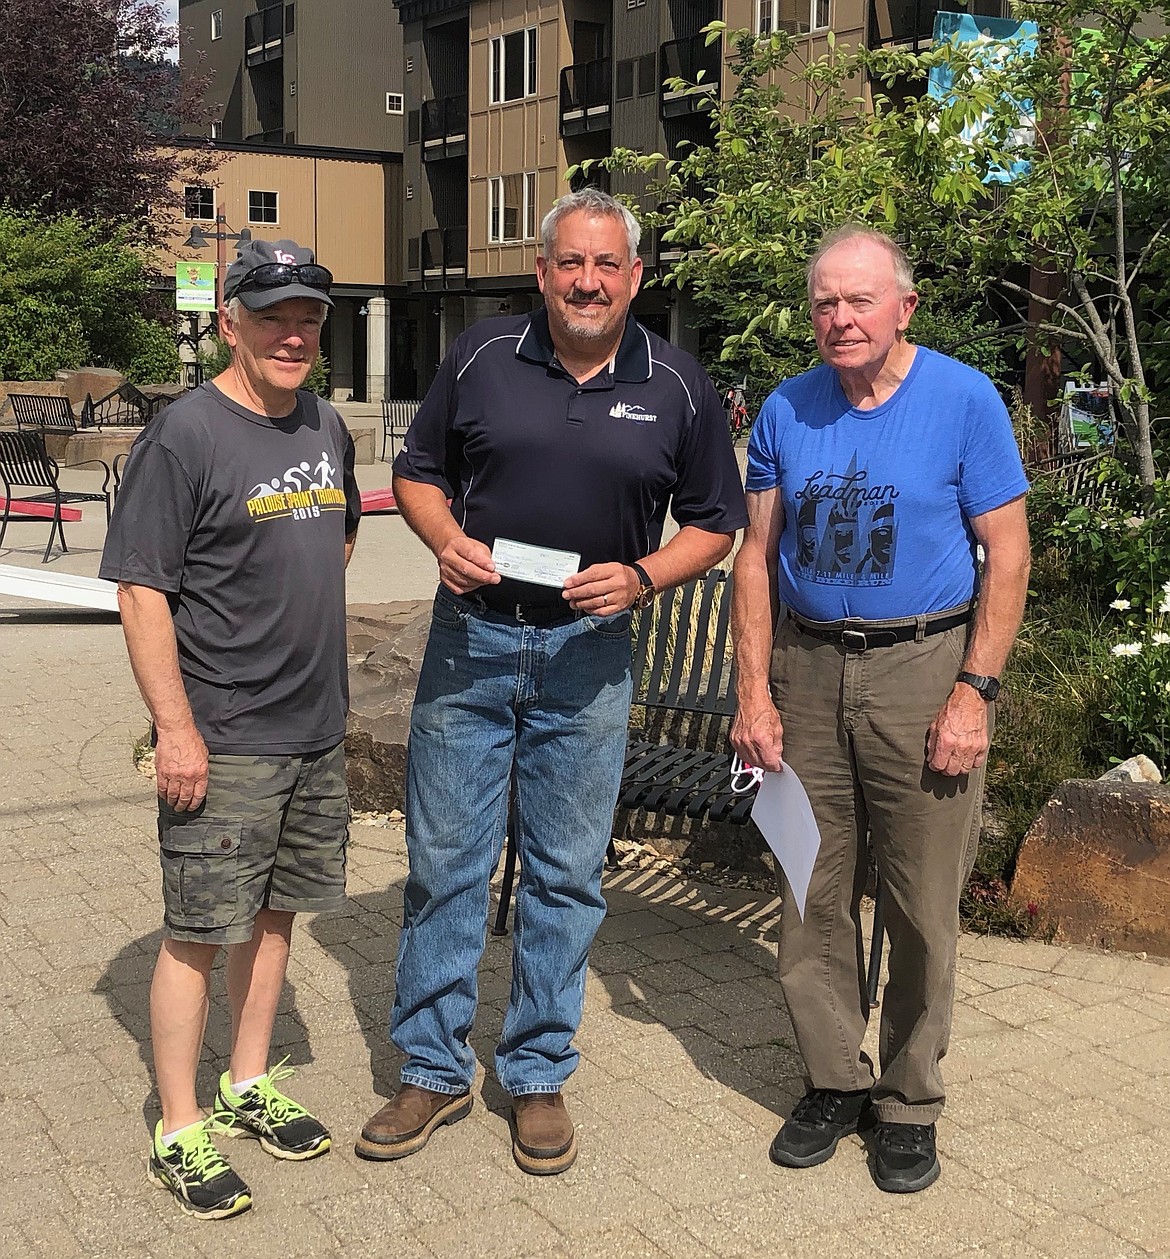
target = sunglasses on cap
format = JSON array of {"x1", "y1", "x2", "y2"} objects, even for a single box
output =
[{"x1": 233, "y1": 262, "x2": 334, "y2": 294}]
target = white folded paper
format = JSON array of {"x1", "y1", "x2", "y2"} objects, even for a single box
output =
[{"x1": 750, "y1": 766, "x2": 822, "y2": 920}]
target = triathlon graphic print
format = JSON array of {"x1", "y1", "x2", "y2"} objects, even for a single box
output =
[
  {"x1": 793, "y1": 453, "x2": 899, "y2": 586},
  {"x1": 246, "y1": 451, "x2": 349, "y2": 523}
]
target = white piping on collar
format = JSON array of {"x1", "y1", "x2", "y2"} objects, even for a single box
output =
[{"x1": 457, "y1": 333, "x2": 524, "y2": 381}]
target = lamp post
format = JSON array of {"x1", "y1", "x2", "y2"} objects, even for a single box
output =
[{"x1": 181, "y1": 215, "x2": 252, "y2": 312}]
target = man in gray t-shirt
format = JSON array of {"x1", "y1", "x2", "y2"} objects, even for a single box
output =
[{"x1": 100, "y1": 237, "x2": 360, "y2": 1221}]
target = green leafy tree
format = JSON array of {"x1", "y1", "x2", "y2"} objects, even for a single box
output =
[
  {"x1": 0, "y1": 0, "x2": 213, "y2": 242},
  {"x1": 598, "y1": 3, "x2": 1170, "y2": 481},
  {"x1": 0, "y1": 207, "x2": 178, "y2": 382}
]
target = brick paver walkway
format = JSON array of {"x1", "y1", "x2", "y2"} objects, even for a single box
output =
[{"x1": 1, "y1": 481, "x2": 1168, "y2": 1257}]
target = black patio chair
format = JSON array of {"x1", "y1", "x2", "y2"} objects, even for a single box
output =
[
  {"x1": 0, "y1": 431, "x2": 113, "y2": 563},
  {"x1": 381, "y1": 399, "x2": 423, "y2": 462}
]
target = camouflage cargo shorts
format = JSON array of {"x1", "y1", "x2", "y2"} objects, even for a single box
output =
[{"x1": 157, "y1": 742, "x2": 349, "y2": 945}]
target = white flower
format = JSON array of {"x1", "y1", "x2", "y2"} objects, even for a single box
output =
[
  {"x1": 1153, "y1": 632, "x2": 1170, "y2": 646},
  {"x1": 1162, "y1": 580, "x2": 1170, "y2": 594},
  {"x1": 1111, "y1": 642, "x2": 1143, "y2": 657},
  {"x1": 1110, "y1": 599, "x2": 1131, "y2": 611},
  {"x1": 1160, "y1": 598, "x2": 1170, "y2": 616}
]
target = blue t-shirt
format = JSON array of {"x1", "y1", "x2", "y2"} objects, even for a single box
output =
[{"x1": 745, "y1": 347, "x2": 1028, "y2": 620}]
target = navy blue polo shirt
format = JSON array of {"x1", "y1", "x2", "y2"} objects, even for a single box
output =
[{"x1": 393, "y1": 308, "x2": 748, "y2": 606}]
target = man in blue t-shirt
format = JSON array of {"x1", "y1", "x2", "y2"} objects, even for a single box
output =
[{"x1": 731, "y1": 226, "x2": 1030, "y2": 1194}]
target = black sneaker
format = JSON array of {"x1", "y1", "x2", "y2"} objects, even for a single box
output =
[
  {"x1": 873, "y1": 1121, "x2": 940, "y2": 1193},
  {"x1": 147, "y1": 1119, "x2": 252, "y2": 1220},
  {"x1": 214, "y1": 1060, "x2": 331, "y2": 1161},
  {"x1": 769, "y1": 1088, "x2": 871, "y2": 1168}
]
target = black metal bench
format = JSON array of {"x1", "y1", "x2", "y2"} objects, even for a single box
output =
[
  {"x1": 9, "y1": 393, "x2": 91, "y2": 433},
  {"x1": 83, "y1": 382, "x2": 153, "y2": 428},
  {"x1": 490, "y1": 568, "x2": 888, "y2": 1002}
]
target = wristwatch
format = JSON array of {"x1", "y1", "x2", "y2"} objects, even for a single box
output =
[
  {"x1": 956, "y1": 671, "x2": 1001, "y2": 701},
  {"x1": 630, "y1": 562, "x2": 657, "y2": 611}
]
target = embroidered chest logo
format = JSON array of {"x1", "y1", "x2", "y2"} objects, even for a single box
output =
[
  {"x1": 609, "y1": 401, "x2": 657, "y2": 423},
  {"x1": 246, "y1": 452, "x2": 347, "y2": 523}
]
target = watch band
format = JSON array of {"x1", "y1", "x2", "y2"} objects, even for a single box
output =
[
  {"x1": 630, "y1": 562, "x2": 656, "y2": 610},
  {"x1": 956, "y1": 671, "x2": 1000, "y2": 701}
]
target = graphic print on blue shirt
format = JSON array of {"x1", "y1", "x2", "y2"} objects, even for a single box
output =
[
  {"x1": 794, "y1": 452, "x2": 900, "y2": 586},
  {"x1": 745, "y1": 347, "x2": 1030, "y2": 621}
]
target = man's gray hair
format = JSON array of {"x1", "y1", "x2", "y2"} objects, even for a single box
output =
[
  {"x1": 540, "y1": 189, "x2": 641, "y2": 262},
  {"x1": 806, "y1": 224, "x2": 916, "y2": 297},
  {"x1": 224, "y1": 296, "x2": 329, "y2": 323}
]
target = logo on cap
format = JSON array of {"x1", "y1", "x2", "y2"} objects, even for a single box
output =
[{"x1": 274, "y1": 250, "x2": 297, "y2": 264}]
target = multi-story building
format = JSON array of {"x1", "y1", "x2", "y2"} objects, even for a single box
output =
[{"x1": 176, "y1": 1, "x2": 1006, "y2": 398}]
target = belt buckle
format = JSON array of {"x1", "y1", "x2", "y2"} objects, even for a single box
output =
[
  {"x1": 841, "y1": 627, "x2": 868, "y2": 652},
  {"x1": 513, "y1": 603, "x2": 528, "y2": 624}
]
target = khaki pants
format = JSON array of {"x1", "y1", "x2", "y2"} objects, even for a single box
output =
[{"x1": 770, "y1": 613, "x2": 987, "y2": 1124}]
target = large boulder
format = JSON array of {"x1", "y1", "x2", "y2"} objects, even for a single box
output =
[
  {"x1": 345, "y1": 600, "x2": 431, "y2": 812},
  {"x1": 1010, "y1": 777, "x2": 1170, "y2": 957}
]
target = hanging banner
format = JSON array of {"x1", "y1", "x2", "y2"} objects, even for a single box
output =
[
  {"x1": 927, "y1": 12, "x2": 1039, "y2": 184},
  {"x1": 176, "y1": 261, "x2": 217, "y2": 311}
]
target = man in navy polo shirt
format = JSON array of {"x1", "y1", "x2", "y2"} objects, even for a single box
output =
[{"x1": 355, "y1": 189, "x2": 747, "y2": 1174}]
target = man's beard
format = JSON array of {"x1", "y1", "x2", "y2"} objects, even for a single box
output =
[{"x1": 559, "y1": 293, "x2": 615, "y2": 343}]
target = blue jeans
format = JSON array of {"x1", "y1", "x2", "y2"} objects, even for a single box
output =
[{"x1": 390, "y1": 586, "x2": 633, "y2": 1096}]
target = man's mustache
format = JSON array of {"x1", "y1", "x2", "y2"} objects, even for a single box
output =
[{"x1": 567, "y1": 289, "x2": 610, "y2": 306}]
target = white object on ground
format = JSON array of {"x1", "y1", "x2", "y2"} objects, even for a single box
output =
[
  {"x1": 750, "y1": 766, "x2": 822, "y2": 920},
  {"x1": 0, "y1": 564, "x2": 119, "y2": 612}
]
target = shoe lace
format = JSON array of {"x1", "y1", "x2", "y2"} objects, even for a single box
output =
[
  {"x1": 172, "y1": 1122, "x2": 233, "y2": 1180},
  {"x1": 790, "y1": 1089, "x2": 842, "y2": 1124},
  {"x1": 250, "y1": 1057, "x2": 311, "y2": 1124},
  {"x1": 879, "y1": 1123, "x2": 933, "y2": 1153}
]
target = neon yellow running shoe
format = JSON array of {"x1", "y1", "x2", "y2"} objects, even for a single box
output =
[
  {"x1": 214, "y1": 1059, "x2": 331, "y2": 1161},
  {"x1": 146, "y1": 1118, "x2": 252, "y2": 1220}
]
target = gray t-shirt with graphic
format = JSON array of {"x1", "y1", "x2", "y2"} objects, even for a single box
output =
[{"x1": 100, "y1": 382, "x2": 361, "y2": 755}]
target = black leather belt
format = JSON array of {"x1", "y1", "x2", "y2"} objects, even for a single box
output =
[
  {"x1": 476, "y1": 592, "x2": 580, "y2": 627},
  {"x1": 790, "y1": 606, "x2": 972, "y2": 651}
]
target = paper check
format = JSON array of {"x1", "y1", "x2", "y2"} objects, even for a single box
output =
[{"x1": 491, "y1": 537, "x2": 580, "y2": 589}]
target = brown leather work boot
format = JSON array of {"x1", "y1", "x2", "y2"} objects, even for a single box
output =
[
  {"x1": 354, "y1": 1085, "x2": 472, "y2": 1161},
  {"x1": 510, "y1": 1092, "x2": 577, "y2": 1175}
]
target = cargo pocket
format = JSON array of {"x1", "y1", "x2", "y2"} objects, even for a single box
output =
[{"x1": 158, "y1": 817, "x2": 243, "y2": 930}]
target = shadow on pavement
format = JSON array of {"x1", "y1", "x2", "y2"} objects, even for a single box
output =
[
  {"x1": 97, "y1": 928, "x2": 320, "y2": 1136},
  {"x1": 307, "y1": 863, "x2": 803, "y2": 1130}
]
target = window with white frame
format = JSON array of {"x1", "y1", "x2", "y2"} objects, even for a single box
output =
[
  {"x1": 211, "y1": 9, "x2": 223, "y2": 39},
  {"x1": 248, "y1": 190, "x2": 279, "y2": 223},
  {"x1": 811, "y1": 0, "x2": 830, "y2": 30},
  {"x1": 386, "y1": 92, "x2": 404, "y2": 114},
  {"x1": 755, "y1": 0, "x2": 774, "y2": 34},
  {"x1": 489, "y1": 172, "x2": 537, "y2": 243},
  {"x1": 184, "y1": 186, "x2": 215, "y2": 220},
  {"x1": 490, "y1": 27, "x2": 537, "y2": 104},
  {"x1": 210, "y1": 120, "x2": 223, "y2": 140}
]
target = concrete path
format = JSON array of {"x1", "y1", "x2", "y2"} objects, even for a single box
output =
[{"x1": 1, "y1": 469, "x2": 1168, "y2": 1257}]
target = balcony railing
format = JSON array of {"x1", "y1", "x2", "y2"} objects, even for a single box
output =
[
  {"x1": 245, "y1": 128, "x2": 285, "y2": 144},
  {"x1": 659, "y1": 34, "x2": 720, "y2": 119},
  {"x1": 559, "y1": 59, "x2": 611, "y2": 137},
  {"x1": 421, "y1": 227, "x2": 468, "y2": 288},
  {"x1": 421, "y1": 95, "x2": 468, "y2": 161},
  {"x1": 245, "y1": 6, "x2": 284, "y2": 66}
]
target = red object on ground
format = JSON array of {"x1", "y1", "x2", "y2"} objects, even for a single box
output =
[
  {"x1": 359, "y1": 488, "x2": 398, "y2": 514},
  {"x1": 0, "y1": 498, "x2": 83, "y2": 522}
]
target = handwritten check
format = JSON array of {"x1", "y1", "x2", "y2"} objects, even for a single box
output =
[{"x1": 491, "y1": 537, "x2": 581, "y2": 589}]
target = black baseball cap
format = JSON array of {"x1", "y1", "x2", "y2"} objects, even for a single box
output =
[{"x1": 223, "y1": 237, "x2": 334, "y2": 310}]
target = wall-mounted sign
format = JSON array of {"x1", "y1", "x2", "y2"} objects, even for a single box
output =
[{"x1": 176, "y1": 261, "x2": 217, "y2": 311}]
